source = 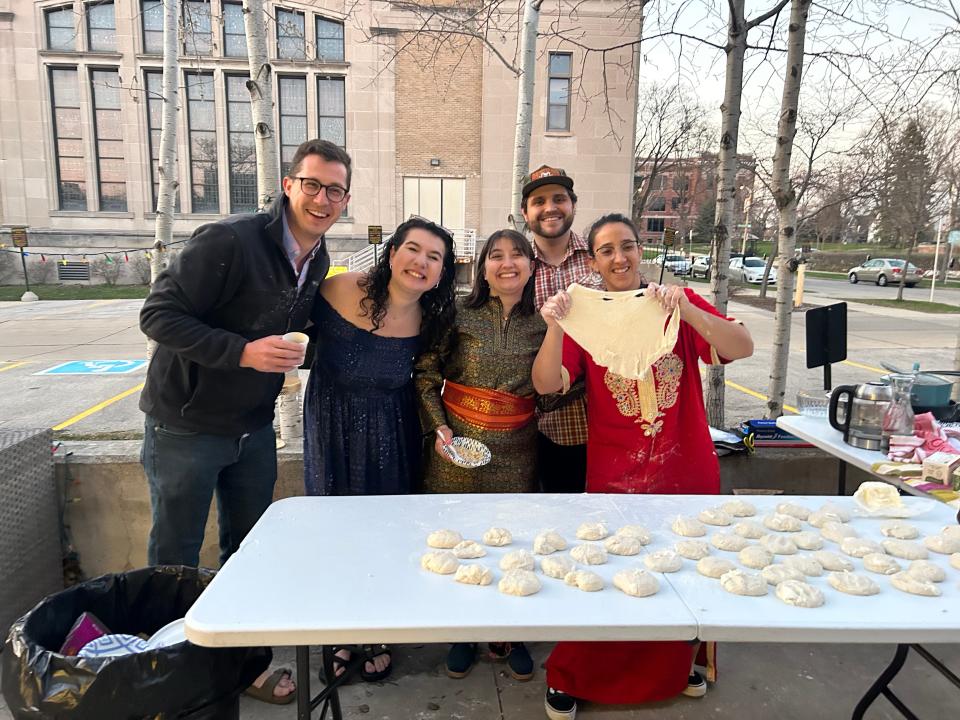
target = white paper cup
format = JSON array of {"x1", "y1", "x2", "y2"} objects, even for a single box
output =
[{"x1": 283, "y1": 331, "x2": 309, "y2": 346}]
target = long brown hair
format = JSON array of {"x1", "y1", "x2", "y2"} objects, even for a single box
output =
[{"x1": 463, "y1": 229, "x2": 536, "y2": 316}]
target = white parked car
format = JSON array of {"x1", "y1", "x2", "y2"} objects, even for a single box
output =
[
  {"x1": 729, "y1": 256, "x2": 777, "y2": 284},
  {"x1": 651, "y1": 254, "x2": 691, "y2": 276},
  {"x1": 690, "y1": 255, "x2": 712, "y2": 279}
]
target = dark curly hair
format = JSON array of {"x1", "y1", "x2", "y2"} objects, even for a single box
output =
[
  {"x1": 358, "y1": 217, "x2": 457, "y2": 349},
  {"x1": 463, "y1": 229, "x2": 536, "y2": 316}
]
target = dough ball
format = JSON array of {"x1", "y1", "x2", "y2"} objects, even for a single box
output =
[
  {"x1": 675, "y1": 539, "x2": 711, "y2": 560},
  {"x1": 854, "y1": 481, "x2": 903, "y2": 511},
  {"x1": 775, "y1": 579, "x2": 824, "y2": 608},
  {"x1": 482, "y1": 527, "x2": 513, "y2": 546},
  {"x1": 710, "y1": 532, "x2": 752, "y2": 552},
  {"x1": 812, "y1": 550, "x2": 854, "y2": 572},
  {"x1": 540, "y1": 554, "x2": 577, "y2": 580},
  {"x1": 739, "y1": 545, "x2": 775, "y2": 569},
  {"x1": 533, "y1": 530, "x2": 568, "y2": 555},
  {"x1": 427, "y1": 529, "x2": 462, "y2": 549},
  {"x1": 576, "y1": 522, "x2": 609, "y2": 541},
  {"x1": 719, "y1": 569, "x2": 768, "y2": 597},
  {"x1": 672, "y1": 515, "x2": 707, "y2": 537},
  {"x1": 615, "y1": 525, "x2": 652, "y2": 544},
  {"x1": 782, "y1": 554, "x2": 823, "y2": 577},
  {"x1": 924, "y1": 533, "x2": 960, "y2": 555},
  {"x1": 698, "y1": 507, "x2": 733, "y2": 526},
  {"x1": 499, "y1": 549, "x2": 535, "y2": 571},
  {"x1": 828, "y1": 571, "x2": 879, "y2": 596},
  {"x1": 733, "y1": 520, "x2": 767, "y2": 539},
  {"x1": 498, "y1": 569, "x2": 541, "y2": 596},
  {"x1": 941, "y1": 526, "x2": 960, "y2": 542},
  {"x1": 763, "y1": 513, "x2": 802, "y2": 532},
  {"x1": 951, "y1": 553, "x2": 960, "y2": 571},
  {"x1": 697, "y1": 556, "x2": 736, "y2": 579},
  {"x1": 613, "y1": 568, "x2": 660, "y2": 597},
  {"x1": 455, "y1": 563, "x2": 493, "y2": 586},
  {"x1": 817, "y1": 502, "x2": 851, "y2": 522},
  {"x1": 906, "y1": 560, "x2": 946, "y2": 583},
  {"x1": 421, "y1": 550, "x2": 459, "y2": 575},
  {"x1": 776, "y1": 502, "x2": 812, "y2": 521},
  {"x1": 862, "y1": 552, "x2": 901, "y2": 575},
  {"x1": 564, "y1": 569, "x2": 604, "y2": 592},
  {"x1": 721, "y1": 499, "x2": 757, "y2": 517},
  {"x1": 890, "y1": 571, "x2": 941, "y2": 597},
  {"x1": 643, "y1": 549, "x2": 682, "y2": 573},
  {"x1": 881, "y1": 539, "x2": 927, "y2": 561},
  {"x1": 761, "y1": 563, "x2": 805, "y2": 586},
  {"x1": 570, "y1": 544, "x2": 608, "y2": 565},
  {"x1": 821, "y1": 521, "x2": 859, "y2": 544},
  {"x1": 880, "y1": 521, "x2": 919, "y2": 540},
  {"x1": 604, "y1": 534, "x2": 642, "y2": 556},
  {"x1": 840, "y1": 537, "x2": 883, "y2": 558},
  {"x1": 453, "y1": 540, "x2": 487, "y2": 559},
  {"x1": 793, "y1": 531, "x2": 824, "y2": 551},
  {"x1": 760, "y1": 534, "x2": 798, "y2": 556}
]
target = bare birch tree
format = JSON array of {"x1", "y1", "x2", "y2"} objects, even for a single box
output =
[
  {"x1": 242, "y1": 1, "x2": 278, "y2": 210},
  {"x1": 510, "y1": 0, "x2": 545, "y2": 231}
]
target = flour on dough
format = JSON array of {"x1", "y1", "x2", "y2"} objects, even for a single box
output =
[
  {"x1": 763, "y1": 513, "x2": 802, "y2": 532},
  {"x1": 906, "y1": 560, "x2": 946, "y2": 583},
  {"x1": 455, "y1": 564, "x2": 493, "y2": 586},
  {"x1": 793, "y1": 531, "x2": 824, "y2": 551},
  {"x1": 760, "y1": 534, "x2": 798, "y2": 556},
  {"x1": 570, "y1": 544, "x2": 608, "y2": 565},
  {"x1": 698, "y1": 507, "x2": 733, "y2": 526},
  {"x1": 604, "y1": 534, "x2": 642, "y2": 556},
  {"x1": 498, "y1": 569, "x2": 541, "y2": 596},
  {"x1": 821, "y1": 521, "x2": 859, "y2": 544},
  {"x1": 533, "y1": 530, "x2": 568, "y2": 555},
  {"x1": 499, "y1": 549, "x2": 536, "y2": 571},
  {"x1": 427, "y1": 529, "x2": 462, "y2": 549},
  {"x1": 775, "y1": 502, "x2": 812, "y2": 521},
  {"x1": 697, "y1": 556, "x2": 736, "y2": 579},
  {"x1": 643, "y1": 549, "x2": 682, "y2": 573},
  {"x1": 564, "y1": 569, "x2": 604, "y2": 592},
  {"x1": 924, "y1": 533, "x2": 960, "y2": 555},
  {"x1": 862, "y1": 553, "x2": 901, "y2": 575},
  {"x1": 616, "y1": 525, "x2": 652, "y2": 544},
  {"x1": 840, "y1": 537, "x2": 883, "y2": 558},
  {"x1": 761, "y1": 564, "x2": 805, "y2": 586},
  {"x1": 733, "y1": 520, "x2": 767, "y2": 539},
  {"x1": 711, "y1": 533, "x2": 752, "y2": 552},
  {"x1": 482, "y1": 527, "x2": 513, "y2": 547},
  {"x1": 782, "y1": 554, "x2": 823, "y2": 577},
  {"x1": 675, "y1": 539, "x2": 711, "y2": 560},
  {"x1": 719, "y1": 569, "x2": 768, "y2": 596},
  {"x1": 738, "y1": 545, "x2": 774, "y2": 570},
  {"x1": 890, "y1": 571, "x2": 941, "y2": 597},
  {"x1": 540, "y1": 554, "x2": 577, "y2": 580},
  {"x1": 775, "y1": 579, "x2": 824, "y2": 608},
  {"x1": 576, "y1": 522, "x2": 610, "y2": 541},
  {"x1": 880, "y1": 539, "x2": 927, "y2": 561},
  {"x1": 672, "y1": 515, "x2": 707, "y2": 537},
  {"x1": 721, "y1": 499, "x2": 757, "y2": 517},
  {"x1": 812, "y1": 550, "x2": 854, "y2": 572},
  {"x1": 613, "y1": 568, "x2": 660, "y2": 597},
  {"x1": 421, "y1": 550, "x2": 459, "y2": 575},
  {"x1": 880, "y1": 521, "x2": 918, "y2": 540},
  {"x1": 453, "y1": 540, "x2": 487, "y2": 559},
  {"x1": 828, "y1": 571, "x2": 879, "y2": 596}
]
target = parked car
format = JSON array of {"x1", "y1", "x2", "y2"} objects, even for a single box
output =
[
  {"x1": 847, "y1": 258, "x2": 923, "y2": 288},
  {"x1": 691, "y1": 255, "x2": 712, "y2": 279},
  {"x1": 652, "y1": 253, "x2": 692, "y2": 276},
  {"x1": 729, "y1": 256, "x2": 777, "y2": 284}
]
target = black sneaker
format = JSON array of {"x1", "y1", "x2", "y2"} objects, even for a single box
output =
[
  {"x1": 683, "y1": 670, "x2": 707, "y2": 698},
  {"x1": 445, "y1": 643, "x2": 477, "y2": 679},
  {"x1": 544, "y1": 687, "x2": 577, "y2": 720},
  {"x1": 489, "y1": 642, "x2": 534, "y2": 681}
]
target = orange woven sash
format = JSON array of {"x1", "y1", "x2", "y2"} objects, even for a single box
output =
[{"x1": 442, "y1": 380, "x2": 536, "y2": 431}]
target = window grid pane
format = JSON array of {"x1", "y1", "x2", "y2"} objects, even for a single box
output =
[
  {"x1": 86, "y1": 2, "x2": 116, "y2": 52},
  {"x1": 222, "y1": 2, "x2": 247, "y2": 57},
  {"x1": 50, "y1": 68, "x2": 86, "y2": 209},
  {"x1": 185, "y1": 72, "x2": 219, "y2": 213},
  {"x1": 89, "y1": 70, "x2": 126, "y2": 211},
  {"x1": 276, "y1": 10, "x2": 305, "y2": 60},
  {"x1": 142, "y1": 0, "x2": 163, "y2": 54},
  {"x1": 315, "y1": 17, "x2": 344, "y2": 61},
  {"x1": 46, "y1": 7, "x2": 76, "y2": 51},
  {"x1": 226, "y1": 75, "x2": 256, "y2": 213},
  {"x1": 317, "y1": 76, "x2": 345, "y2": 148},
  {"x1": 547, "y1": 52, "x2": 572, "y2": 132},
  {"x1": 278, "y1": 76, "x2": 307, "y2": 177},
  {"x1": 183, "y1": 1, "x2": 213, "y2": 55}
]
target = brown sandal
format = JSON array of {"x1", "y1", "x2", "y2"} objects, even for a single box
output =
[{"x1": 243, "y1": 668, "x2": 297, "y2": 705}]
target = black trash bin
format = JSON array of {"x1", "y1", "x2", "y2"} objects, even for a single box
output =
[{"x1": 2, "y1": 565, "x2": 270, "y2": 720}]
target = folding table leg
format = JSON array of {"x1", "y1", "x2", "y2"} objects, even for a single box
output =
[
  {"x1": 851, "y1": 644, "x2": 911, "y2": 720},
  {"x1": 297, "y1": 645, "x2": 311, "y2": 720},
  {"x1": 320, "y1": 645, "x2": 344, "y2": 720},
  {"x1": 838, "y1": 460, "x2": 847, "y2": 496}
]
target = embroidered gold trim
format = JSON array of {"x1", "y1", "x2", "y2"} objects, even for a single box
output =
[{"x1": 603, "y1": 353, "x2": 683, "y2": 436}]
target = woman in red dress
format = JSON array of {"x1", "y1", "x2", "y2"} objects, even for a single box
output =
[{"x1": 532, "y1": 213, "x2": 753, "y2": 719}]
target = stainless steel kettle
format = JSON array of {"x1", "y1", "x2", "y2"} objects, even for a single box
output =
[{"x1": 829, "y1": 383, "x2": 892, "y2": 451}]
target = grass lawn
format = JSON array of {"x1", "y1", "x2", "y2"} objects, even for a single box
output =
[
  {"x1": 845, "y1": 298, "x2": 960, "y2": 314},
  {"x1": 0, "y1": 284, "x2": 150, "y2": 301}
]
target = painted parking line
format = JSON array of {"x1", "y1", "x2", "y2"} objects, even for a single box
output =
[
  {"x1": 699, "y1": 368, "x2": 798, "y2": 415},
  {"x1": 53, "y1": 382, "x2": 145, "y2": 431},
  {"x1": 841, "y1": 359, "x2": 886, "y2": 374},
  {"x1": 0, "y1": 361, "x2": 30, "y2": 373}
]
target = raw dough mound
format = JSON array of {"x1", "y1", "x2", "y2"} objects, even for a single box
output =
[
  {"x1": 818, "y1": 502, "x2": 851, "y2": 523},
  {"x1": 793, "y1": 531, "x2": 824, "y2": 551},
  {"x1": 499, "y1": 569, "x2": 541, "y2": 596},
  {"x1": 840, "y1": 537, "x2": 883, "y2": 558},
  {"x1": 761, "y1": 563, "x2": 805, "y2": 586},
  {"x1": 890, "y1": 571, "x2": 940, "y2": 597},
  {"x1": 719, "y1": 569, "x2": 768, "y2": 597},
  {"x1": 482, "y1": 527, "x2": 513, "y2": 546},
  {"x1": 564, "y1": 569, "x2": 604, "y2": 592},
  {"x1": 711, "y1": 532, "x2": 752, "y2": 552},
  {"x1": 672, "y1": 515, "x2": 707, "y2": 537},
  {"x1": 951, "y1": 553, "x2": 960, "y2": 571},
  {"x1": 782, "y1": 554, "x2": 823, "y2": 577},
  {"x1": 613, "y1": 568, "x2": 660, "y2": 597},
  {"x1": 616, "y1": 525, "x2": 652, "y2": 544},
  {"x1": 775, "y1": 579, "x2": 824, "y2": 608},
  {"x1": 776, "y1": 502, "x2": 812, "y2": 521},
  {"x1": 499, "y1": 549, "x2": 536, "y2": 571},
  {"x1": 541, "y1": 554, "x2": 577, "y2": 579},
  {"x1": 906, "y1": 560, "x2": 946, "y2": 583},
  {"x1": 570, "y1": 544, "x2": 608, "y2": 565},
  {"x1": 675, "y1": 539, "x2": 711, "y2": 560},
  {"x1": 880, "y1": 521, "x2": 919, "y2": 540},
  {"x1": 576, "y1": 522, "x2": 610, "y2": 541},
  {"x1": 924, "y1": 533, "x2": 960, "y2": 555},
  {"x1": 427, "y1": 529, "x2": 462, "y2": 549},
  {"x1": 854, "y1": 481, "x2": 902, "y2": 511},
  {"x1": 698, "y1": 507, "x2": 733, "y2": 526},
  {"x1": 604, "y1": 534, "x2": 642, "y2": 556},
  {"x1": 881, "y1": 539, "x2": 927, "y2": 561},
  {"x1": 862, "y1": 552, "x2": 901, "y2": 575},
  {"x1": 941, "y1": 526, "x2": 960, "y2": 541},
  {"x1": 533, "y1": 530, "x2": 568, "y2": 555},
  {"x1": 453, "y1": 540, "x2": 487, "y2": 559},
  {"x1": 733, "y1": 520, "x2": 767, "y2": 540},
  {"x1": 721, "y1": 499, "x2": 757, "y2": 517},
  {"x1": 821, "y1": 521, "x2": 859, "y2": 544},
  {"x1": 643, "y1": 549, "x2": 682, "y2": 573},
  {"x1": 455, "y1": 564, "x2": 494, "y2": 586},
  {"x1": 697, "y1": 556, "x2": 736, "y2": 579},
  {"x1": 421, "y1": 550, "x2": 459, "y2": 575},
  {"x1": 739, "y1": 545, "x2": 775, "y2": 569},
  {"x1": 812, "y1": 550, "x2": 854, "y2": 572},
  {"x1": 763, "y1": 513, "x2": 802, "y2": 532},
  {"x1": 828, "y1": 571, "x2": 879, "y2": 596},
  {"x1": 760, "y1": 534, "x2": 798, "y2": 556}
]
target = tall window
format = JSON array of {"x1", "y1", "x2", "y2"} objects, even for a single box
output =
[
  {"x1": 315, "y1": 17, "x2": 344, "y2": 61},
  {"x1": 276, "y1": 9, "x2": 305, "y2": 60},
  {"x1": 86, "y1": 2, "x2": 116, "y2": 52},
  {"x1": 317, "y1": 76, "x2": 345, "y2": 147},
  {"x1": 144, "y1": 71, "x2": 180, "y2": 212},
  {"x1": 649, "y1": 196, "x2": 666, "y2": 212},
  {"x1": 647, "y1": 218, "x2": 665, "y2": 233},
  {"x1": 226, "y1": 75, "x2": 256, "y2": 213},
  {"x1": 278, "y1": 76, "x2": 307, "y2": 177},
  {"x1": 222, "y1": 1, "x2": 247, "y2": 57},
  {"x1": 49, "y1": 68, "x2": 86, "y2": 210},
  {"x1": 46, "y1": 6, "x2": 76, "y2": 51},
  {"x1": 90, "y1": 69, "x2": 126, "y2": 210},
  {"x1": 141, "y1": 0, "x2": 163, "y2": 54},
  {"x1": 183, "y1": 1, "x2": 212, "y2": 55},
  {"x1": 185, "y1": 72, "x2": 219, "y2": 213},
  {"x1": 547, "y1": 52, "x2": 571, "y2": 132}
]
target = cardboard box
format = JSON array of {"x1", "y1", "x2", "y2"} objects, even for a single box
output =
[{"x1": 922, "y1": 452, "x2": 960, "y2": 484}]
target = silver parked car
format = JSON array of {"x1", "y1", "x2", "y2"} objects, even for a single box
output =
[
  {"x1": 847, "y1": 258, "x2": 923, "y2": 288},
  {"x1": 651, "y1": 254, "x2": 691, "y2": 276},
  {"x1": 691, "y1": 255, "x2": 711, "y2": 279},
  {"x1": 729, "y1": 256, "x2": 777, "y2": 284}
]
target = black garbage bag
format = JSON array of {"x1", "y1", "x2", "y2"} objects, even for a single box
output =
[{"x1": 2, "y1": 566, "x2": 270, "y2": 720}]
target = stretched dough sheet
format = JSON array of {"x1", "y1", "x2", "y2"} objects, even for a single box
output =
[{"x1": 558, "y1": 284, "x2": 681, "y2": 380}]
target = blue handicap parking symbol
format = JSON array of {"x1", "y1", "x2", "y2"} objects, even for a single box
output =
[{"x1": 36, "y1": 360, "x2": 148, "y2": 376}]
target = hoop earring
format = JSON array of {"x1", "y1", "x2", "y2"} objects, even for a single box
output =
[{"x1": 389, "y1": 261, "x2": 393, "y2": 270}]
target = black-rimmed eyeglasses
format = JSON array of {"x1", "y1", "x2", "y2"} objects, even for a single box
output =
[{"x1": 292, "y1": 177, "x2": 348, "y2": 202}]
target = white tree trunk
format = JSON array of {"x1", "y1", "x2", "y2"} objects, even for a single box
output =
[
  {"x1": 766, "y1": 0, "x2": 811, "y2": 418},
  {"x1": 953, "y1": 315, "x2": 960, "y2": 402},
  {"x1": 243, "y1": 0, "x2": 278, "y2": 210},
  {"x1": 510, "y1": 0, "x2": 543, "y2": 230}
]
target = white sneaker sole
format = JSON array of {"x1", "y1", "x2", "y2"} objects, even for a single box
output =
[
  {"x1": 544, "y1": 697, "x2": 577, "y2": 720},
  {"x1": 683, "y1": 682, "x2": 707, "y2": 698}
]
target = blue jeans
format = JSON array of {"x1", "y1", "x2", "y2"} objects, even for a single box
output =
[{"x1": 141, "y1": 415, "x2": 277, "y2": 568}]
